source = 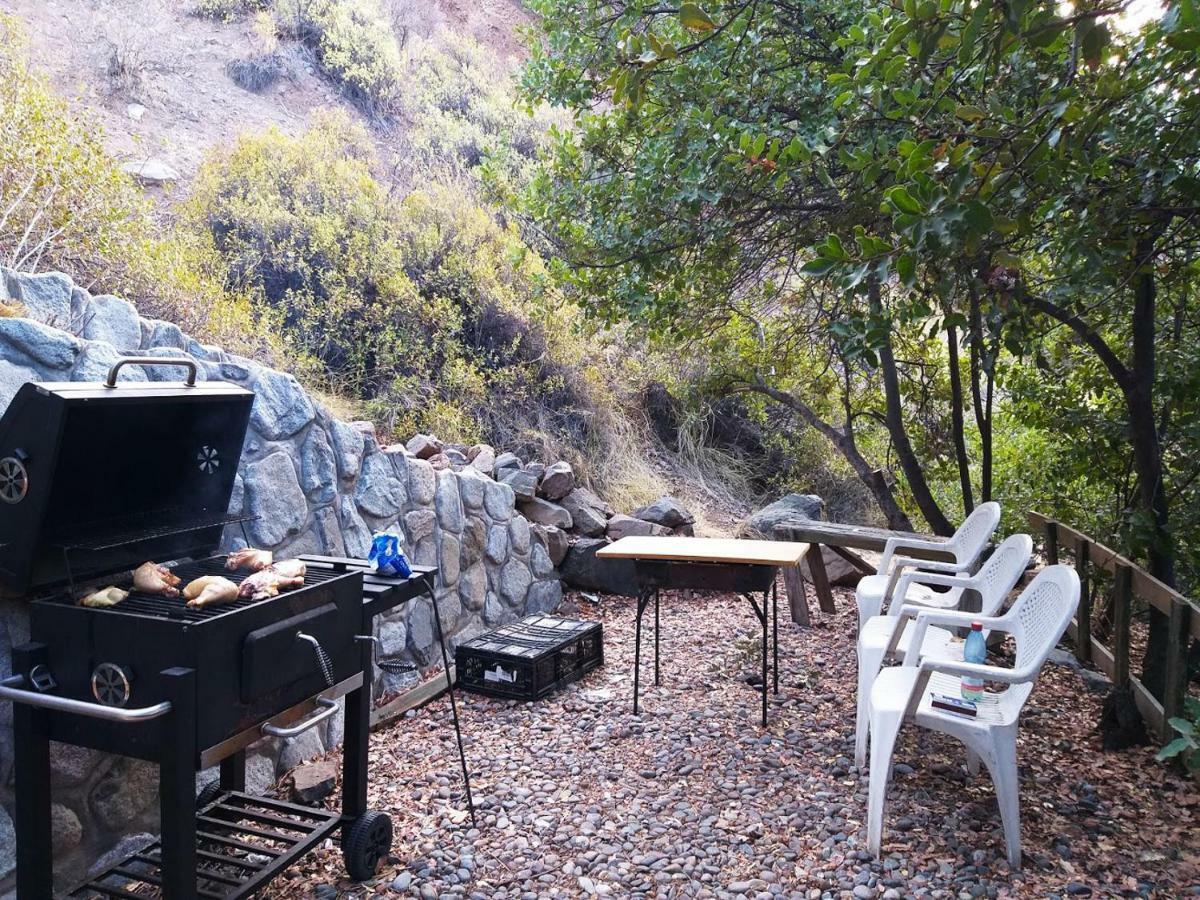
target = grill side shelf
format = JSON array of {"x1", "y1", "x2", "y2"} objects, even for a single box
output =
[{"x1": 298, "y1": 555, "x2": 437, "y2": 620}]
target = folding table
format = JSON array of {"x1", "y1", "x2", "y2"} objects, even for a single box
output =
[{"x1": 595, "y1": 536, "x2": 809, "y2": 726}]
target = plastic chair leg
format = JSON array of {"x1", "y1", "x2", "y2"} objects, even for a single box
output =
[
  {"x1": 855, "y1": 643, "x2": 886, "y2": 768},
  {"x1": 984, "y1": 736, "x2": 1022, "y2": 868},
  {"x1": 866, "y1": 705, "x2": 904, "y2": 857},
  {"x1": 966, "y1": 748, "x2": 981, "y2": 777}
]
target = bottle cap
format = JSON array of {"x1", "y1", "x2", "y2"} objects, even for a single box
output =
[{"x1": 971, "y1": 621, "x2": 983, "y2": 631}]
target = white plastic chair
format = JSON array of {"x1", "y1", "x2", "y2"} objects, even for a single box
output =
[
  {"x1": 866, "y1": 565, "x2": 1080, "y2": 868},
  {"x1": 855, "y1": 501, "x2": 1002, "y2": 629},
  {"x1": 853, "y1": 533, "x2": 1033, "y2": 767}
]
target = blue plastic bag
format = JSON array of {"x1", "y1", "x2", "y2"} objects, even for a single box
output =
[{"x1": 368, "y1": 532, "x2": 412, "y2": 578}]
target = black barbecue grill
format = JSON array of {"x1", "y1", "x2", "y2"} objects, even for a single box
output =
[{"x1": 0, "y1": 358, "x2": 452, "y2": 899}]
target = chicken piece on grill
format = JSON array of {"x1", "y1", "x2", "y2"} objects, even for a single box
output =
[
  {"x1": 80, "y1": 586, "x2": 129, "y2": 608},
  {"x1": 184, "y1": 575, "x2": 240, "y2": 609},
  {"x1": 133, "y1": 562, "x2": 181, "y2": 597},
  {"x1": 270, "y1": 559, "x2": 306, "y2": 580},
  {"x1": 225, "y1": 548, "x2": 274, "y2": 572},
  {"x1": 237, "y1": 567, "x2": 305, "y2": 601}
]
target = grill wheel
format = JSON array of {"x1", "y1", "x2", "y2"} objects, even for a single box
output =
[{"x1": 342, "y1": 810, "x2": 393, "y2": 881}]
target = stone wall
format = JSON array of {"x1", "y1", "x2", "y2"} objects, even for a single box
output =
[{"x1": 0, "y1": 267, "x2": 563, "y2": 892}]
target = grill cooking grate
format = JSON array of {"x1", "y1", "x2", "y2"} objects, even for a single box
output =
[
  {"x1": 57, "y1": 557, "x2": 346, "y2": 623},
  {"x1": 67, "y1": 792, "x2": 342, "y2": 900}
]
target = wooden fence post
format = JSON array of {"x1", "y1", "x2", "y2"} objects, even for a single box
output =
[
  {"x1": 1162, "y1": 598, "x2": 1192, "y2": 741},
  {"x1": 1044, "y1": 520, "x2": 1059, "y2": 565},
  {"x1": 1111, "y1": 563, "x2": 1132, "y2": 687},
  {"x1": 1075, "y1": 539, "x2": 1092, "y2": 664}
]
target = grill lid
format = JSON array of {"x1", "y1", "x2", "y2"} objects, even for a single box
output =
[{"x1": 0, "y1": 356, "x2": 255, "y2": 596}]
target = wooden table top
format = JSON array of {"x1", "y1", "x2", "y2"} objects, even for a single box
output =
[
  {"x1": 773, "y1": 518, "x2": 952, "y2": 558},
  {"x1": 596, "y1": 536, "x2": 809, "y2": 567}
]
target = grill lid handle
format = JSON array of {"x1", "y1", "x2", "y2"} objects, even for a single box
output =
[{"x1": 105, "y1": 356, "x2": 199, "y2": 388}]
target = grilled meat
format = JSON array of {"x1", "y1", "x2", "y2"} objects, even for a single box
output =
[
  {"x1": 80, "y1": 586, "x2": 129, "y2": 608},
  {"x1": 270, "y1": 559, "x2": 306, "y2": 579},
  {"x1": 133, "y1": 562, "x2": 181, "y2": 597},
  {"x1": 237, "y1": 566, "x2": 304, "y2": 601},
  {"x1": 225, "y1": 548, "x2": 274, "y2": 572},
  {"x1": 184, "y1": 575, "x2": 239, "y2": 608}
]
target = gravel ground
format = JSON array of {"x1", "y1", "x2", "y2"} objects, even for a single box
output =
[{"x1": 262, "y1": 586, "x2": 1199, "y2": 899}]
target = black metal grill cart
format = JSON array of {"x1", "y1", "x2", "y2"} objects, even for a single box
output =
[{"x1": 0, "y1": 359, "x2": 449, "y2": 898}]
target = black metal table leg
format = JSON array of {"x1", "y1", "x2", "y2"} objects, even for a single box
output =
[
  {"x1": 772, "y1": 580, "x2": 780, "y2": 695},
  {"x1": 220, "y1": 750, "x2": 246, "y2": 793},
  {"x1": 13, "y1": 643, "x2": 52, "y2": 900},
  {"x1": 342, "y1": 635, "x2": 372, "y2": 821},
  {"x1": 424, "y1": 578, "x2": 476, "y2": 827},
  {"x1": 654, "y1": 588, "x2": 661, "y2": 686},
  {"x1": 160, "y1": 667, "x2": 198, "y2": 900},
  {"x1": 633, "y1": 588, "x2": 651, "y2": 714},
  {"x1": 760, "y1": 595, "x2": 768, "y2": 727}
]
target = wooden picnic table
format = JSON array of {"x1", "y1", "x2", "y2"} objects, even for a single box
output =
[
  {"x1": 596, "y1": 536, "x2": 808, "y2": 726},
  {"x1": 772, "y1": 518, "x2": 954, "y2": 617}
]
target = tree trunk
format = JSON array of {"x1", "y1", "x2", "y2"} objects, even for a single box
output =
[
  {"x1": 871, "y1": 281, "x2": 954, "y2": 535},
  {"x1": 746, "y1": 378, "x2": 915, "y2": 530},
  {"x1": 946, "y1": 324, "x2": 975, "y2": 514},
  {"x1": 967, "y1": 280, "x2": 994, "y2": 502}
]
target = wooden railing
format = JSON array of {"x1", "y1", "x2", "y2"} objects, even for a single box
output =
[{"x1": 1029, "y1": 511, "x2": 1198, "y2": 741}]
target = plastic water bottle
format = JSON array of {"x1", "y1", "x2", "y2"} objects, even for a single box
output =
[{"x1": 960, "y1": 621, "x2": 986, "y2": 702}]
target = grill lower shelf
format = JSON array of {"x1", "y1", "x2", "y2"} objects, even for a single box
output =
[{"x1": 68, "y1": 792, "x2": 342, "y2": 900}]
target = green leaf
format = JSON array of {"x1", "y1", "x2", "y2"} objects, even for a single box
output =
[
  {"x1": 886, "y1": 186, "x2": 923, "y2": 215},
  {"x1": 956, "y1": 104, "x2": 987, "y2": 122},
  {"x1": 801, "y1": 257, "x2": 838, "y2": 276},
  {"x1": 1166, "y1": 29, "x2": 1200, "y2": 51},
  {"x1": 1080, "y1": 21, "x2": 1110, "y2": 68},
  {"x1": 679, "y1": 2, "x2": 716, "y2": 32},
  {"x1": 897, "y1": 253, "x2": 917, "y2": 286},
  {"x1": 964, "y1": 200, "x2": 994, "y2": 235}
]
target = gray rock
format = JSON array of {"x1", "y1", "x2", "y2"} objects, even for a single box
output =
[
  {"x1": 484, "y1": 478, "x2": 515, "y2": 519},
  {"x1": 138, "y1": 346, "x2": 199, "y2": 381},
  {"x1": 532, "y1": 524, "x2": 570, "y2": 566},
  {"x1": 291, "y1": 760, "x2": 338, "y2": 804},
  {"x1": 562, "y1": 538, "x2": 640, "y2": 596},
  {"x1": 339, "y1": 495, "x2": 372, "y2": 558},
  {"x1": 7, "y1": 270, "x2": 72, "y2": 326},
  {"x1": 408, "y1": 598, "x2": 435, "y2": 652},
  {"x1": 539, "y1": 460, "x2": 575, "y2": 500},
  {"x1": 435, "y1": 470, "x2": 464, "y2": 533},
  {"x1": 324, "y1": 697, "x2": 345, "y2": 751},
  {"x1": 801, "y1": 545, "x2": 864, "y2": 588},
  {"x1": 299, "y1": 426, "x2": 337, "y2": 503},
  {"x1": 632, "y1": 495, "x2": 695, "y2": 528},
  {"x1": 501, "y1": 469, "x2": 538, "y2": 502},
  {"x1": 245, "y1": 451, "x2": 307, "y2": 546},
  {"x1": 404, "y1": 509, "x2": 437, "y2": 546},
  {"x1": 384, "y1": 444, "x2": 409, "y2": 483},
  {"x1": 560, "y1": 488, "x2": 609, "y2": 536},
  {"x1": 245, "y1": 754, "x2": 277, "y2": 796},
  {"x1": 330, "y1": 418, "x2": 365, "y2": 484},
  {"x1": 0, "y1": 358, "x2": 44, "y2": 410},
  {"x1": 525, "y1": 580, "x2": 563, "y2": 615},
  {"x1": 739, "y1": 493, "x2": 826, "y2": 538},
  {"x1": 50, "y1": 802, "x2": 82, "y2": 853},
  {"x1": 524, "y1": 461, "x2": 546, "y2": 480},
  {"x1": 468, "y1": 443, "x2": 496, "y2": 475},
  {"x1": 530, "y1": 542, "x2": 555, "y2": 578},
  {"x1": 278, "y1": 728, "x2": 324, "y2": 773},
  {"x1": 457, "y1": 468, "x2": 487, "y2": 510},
  {"x1": 493, "y1": 451, "x2": 521, "y2": 477},
  {"x1": 121, "y1": 156, "x2": 180, "y2": 182},
  {"x1": 275, "y1": 525, "x2": 324, "y2": 558},
  {"x1": 439, "y1": 531, "x2": 461, "y2": 585},
  {"x1": 184, "y1": 338, "x2": 225, "y2": 363},
  {"x1": 313, "y1": 505, "x2": 346, "y2": 555},
  {"x1": 499, "y1": 560, "x2": 533, "y2": 605},
  {"x1": 486, "y1": 524, "x2": 509, "y2": 564},
  {"x1": 408, "y1": 457, "x2": 437, "y2": 505},
  {"x1": 250, "y1": 368, "x2": 316, "y2": 440},
  {"x1": 483, "y1": 591, "x2": 508, "y2": 625},
  {"x1": 406, "y1": 433, "x2": 443, "y2": 459},
  {"x1": 87, "y1": 833, "x2": 156, "y2": 879},
  {"x1": 509, "y1": 516, "x2": 531, "y2": 555},
  {"x1": 89, "y1": 760, "x2": 157, "y2": 829},
  {"x1": 461, "y1": 516, "x2": 487, "y2": 567},
  {"x1": 356, "y1": 451, "x2": 407, "y2": 519},
  {"x1": 51, "y1": 745, "x2": 107, "y2": 787},
  {"x1": 519, "y1": 497, "x2": 573, "y2": 530},
  {"x1": 0, "y1": 317, "x2": 79, "y2": 371},
  {"x1": 459, "y1": 563, "x2": 487, "y2": 611},
  {"x1": 74, "y1": 341, "x2": 146, "y2": 383},
  {"x1": 444, "y1": 447, "x2": 467, "y2": 466},
  {"x1": 82, "y1": 294, "x2": 142, "y2": 350},
  {"x1": 144, "y1": 318, "x2": 187, "y2": 350},
  {"x1": 218, "y1": 359, "x2": 251, "y2": 381},
  {"x1": 379, "y1": 617, "x2": 408, "y2": 656},
  {"x1": 606, "y1": 513, "x2": 671, "y2": 541},
  {"x1": 0, "y1": 805, "x2": 12, "y2": 880}
]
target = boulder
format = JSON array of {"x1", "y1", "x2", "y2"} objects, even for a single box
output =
[
  {"x1": 457, "y1": 468, "x2": 487, "y2": 510},
  {"x1": 121, "y1": 157, "x2": 181, "y2": 183},
  {"x1": 407, "y1": 457, "x2": 437, "y2": 505},
  {"x1": 439, "y1": 532, "x2": 461, "y2": 584},
  {"x1": 291, "y1": 760, "x2": 338, "y2": 804},
  {"x1": 330, "y1": 419, "x2": 365, "y2": 483},
  {"x1": 532, "y1": 524, "x2": 569, "y2": 566},
  {"x1": 485, "y1": 524, "x2": 509, "y2": 564},
  {"x1": 539, "y1": 460, "x2": 575, "y2": 500},
  {"x1": 408, "y1": 598, "x2": 435, "y2": 652},
  {"x1": 355, "y1": 451, "x2": 407, "y2": 519},
  {"x1": 6, "y1": 270, "x2": 72, "y2": 326},
  {"x1": 501, "y1": 469, "x2": 538, "y2": 502},
  {"x1": 483, "y1": 591, "x2": 508, "y2": 625},
  {"x1": 493, "y1": 451, "x2": 521, "y2": 478},
  {"x1": 459, "y1": 563, "x2": 487, "y2": 611},
  {"x1": 339, "y1": 495, "x2": 372, "y2": 558},
  {"x1": 278, "y1": 728, "x2": 324, "y2": 773},
  {"x1": 313, "y1": 505, "x2": 346, "y2": 556},
  {"x1": 427, "y1": 452, "x2": 452, "y2": 471},
  {"x1": 526, "y1": 580, "x2": 563, "y2": 615},
  {"x1": 245, "y1": 754, "x2": 277, "y2": 796},
  {"x1": 444, "y1": 448, "x2": 468, "y2": 466},
  {"x1": 468, "y1": 444, "x2": 496, "y2": 475},
  {"x1": 519, "y1": 497, "x2": 573, "y2": 530},
  {"x1": 483, "y1": 478, "x2": 515, "y2": 520},
  {"x1": 404, "y1": 509, "x2": 437, "y2": 545},
  {"x1": 0, "y1": 805, "x2": 13, "y2": 881},
  {"x1": 524, "y1": 461, "x2": 546, "y2": 481},
  {"x1": 561, "y1": 538, "x2": 640, "y2": 596},
  {"x1": 250, "y1": 368, "x2": 316, "y2": 440},
  {"x1": 138, "y1": 346, "x2": 200, "y2": 381},
  {"x1": 299, "y1": 426, "x2": 337, "y2": 503},
  {"x1": 82, "y1": 294, "x2": 141, "y2": 350},
  {"x1": 435, "y1": 470, "x2": 464, "y2": 533},
  {"x1": 245, "y1": 451, "x2": 307, "y2": 546},
  {"x1": 559, "y1": 488, "x2": 611, "y2": 537},
  {"x1": 509, "y1": 516, "x2": 531, "y2": 554},
  {"x1": 0, "y1": 317, "x2": 79, "y2": 371},
  {"x1": 632, "y1": 495, "x2": 694, "y2": 529},
  {"x1": 88, "y1": 833, "x2": 156, "y2": 879},
  {"x1": 0, "y1": 358, "x2": 45, "y2": 410},
  {"x1": 530, "y1": 543, "x2": 555, "y2": 578},
  {"x1": 606, "y1": 513, "x2": 670, "y2": 541},
  {"x1": 89, "y1": 760, "x2": 158, "y2": 830},
  {"x1": 50, "y1": 803, "x2": 82, "y2": 854},
  {"x1": 738, "y1": 493, "x2": 826, "y2": 538},
  {"x1": 349, "y1": 420, "x2": 378, "y2": 447},
  {"x1": 74, "y1": 341, "x2": 146, "y2": 383},
  {"x1": 499, "y1": 559, "x2": 533, "y2": 605},
  {"x1": 461, "y1": 517, "x2": 487, "y2": 567}
]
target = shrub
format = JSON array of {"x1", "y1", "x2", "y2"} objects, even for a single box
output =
[{"x1": 193, "y1": 0, "x2": 272, "y2": 21}]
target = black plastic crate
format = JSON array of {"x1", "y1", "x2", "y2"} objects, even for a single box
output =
[{"x1": 456, "y1": 615, "x2": 603, "y2": 700}]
